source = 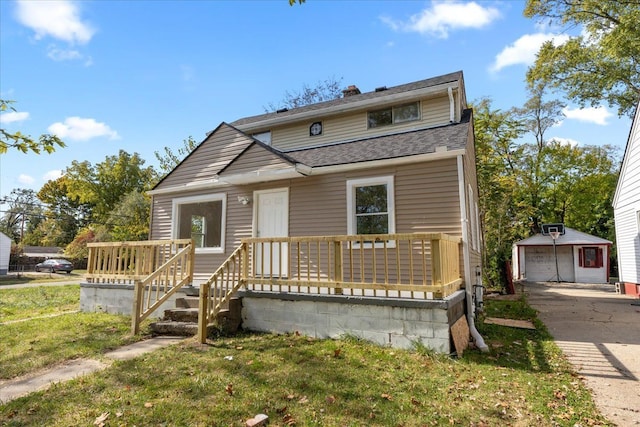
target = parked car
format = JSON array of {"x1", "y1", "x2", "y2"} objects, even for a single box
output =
[{"x1": 35, "y1": 259, "x2": 74, "y2": 274}]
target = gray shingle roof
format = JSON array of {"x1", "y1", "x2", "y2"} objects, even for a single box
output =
[
  {"x1": 284, "y1": 109, "x2": 471, "y2": 167},
  {"x1": 515, "y1": 227, "x2": 612, "y2": 246},
  {"x1": 230, "y1": 71, "x2": 464, "y2": 128}
]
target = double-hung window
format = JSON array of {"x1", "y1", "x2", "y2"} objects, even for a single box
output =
[
  {"x1": 367, "y1": 102, "x2": 420, "y2": 128},
  {"x1": 172, "y1": 194, "x2": 226, "y2": 254},
  {"x1": 347, "y1": 176, "x2": 395, "y2": 245}
]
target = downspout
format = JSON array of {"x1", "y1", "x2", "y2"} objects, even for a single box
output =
[
  {"x1": 457, "y1": 155, "x2": 489, "y2": 352},
  {"x1": 448, "y1": 87, "x2": 455, "y2": 123}
]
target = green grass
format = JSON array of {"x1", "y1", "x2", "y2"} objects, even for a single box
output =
[
  {"x1": 0, "y1": 271, "x2": 84, "y2": 286},
  {"x1": 0, "y1": 285, "x2": 80, "y2": 322},
  {"x1": 0, "y1": 293, "x2": 611, "y2": 426}
]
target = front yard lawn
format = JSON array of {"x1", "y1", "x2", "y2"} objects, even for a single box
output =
[
  {"x1": 0, "y1": 285, "x2": 80, "y2": 322},
  {"x1": 0, "y1": 292, "x2": 611, "y2": 426}
]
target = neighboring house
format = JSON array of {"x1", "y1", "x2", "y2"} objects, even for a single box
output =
[
  {"x1": 512, "y1": 227, "x2": 612, "y2": 284},
  {"x1": 0, "y1": 232, "x2": 11, "y2": 275},
  {"x1": 613, "y1": 101, "x2": 640, "y2": 297},
  {"x1": 21, "y1": 246, "x2": 64, "y2": 259},
  {"x1": 86, "y1": 71, "x2": 487, "y2": 353}
]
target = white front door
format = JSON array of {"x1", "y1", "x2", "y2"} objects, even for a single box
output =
[{"x1": 254, "y1": 188, "x2": 289, "y2": 277}]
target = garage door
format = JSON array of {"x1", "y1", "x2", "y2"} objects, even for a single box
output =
[{"x1": 524, "y1": 246, "x2": 575, "y2": 282}]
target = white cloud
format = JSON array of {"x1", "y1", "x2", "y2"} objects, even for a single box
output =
[
  {"x1": 18, "y1": 174, "x2": 35, "y2": 185},
  {"x1": 47, "y1": 46, "x2": 82, "y2": 61},
  {"x1": 381, "y1": 1, "x2": 501, "y2": 39},
  {"x1": 15, "y1": 0, "x2": 95, "y2": 44},
  {"x1": 43, "y1": 170, "x2": 63, "y2": 181},
  {"x1": 0, "y1": 111, "x2": 29, "y2": 124},
  {"x1": 490, "y1": 33, "x2": 570, "y2": 72},
  {"x1": 549, "y1": 137, "x2": 579, "y2": 147},
  {"x1": 562, "y1": 106, "x2": 612, "y2": 126},
  {"x1": 48, "y1": 117, "x2": 120, "y2": 141}
]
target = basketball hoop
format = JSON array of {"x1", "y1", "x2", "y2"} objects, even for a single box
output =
[{"x1": 549, "y1": 231, "x2": 560, "y2": 240}]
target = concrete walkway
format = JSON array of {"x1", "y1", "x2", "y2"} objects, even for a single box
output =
[
  {"x1": 0, "y1": 336, "x2": 184, "y2": 403},
  {"x1": 524, "y1": 281, "x2": 640, "y2": 426}
]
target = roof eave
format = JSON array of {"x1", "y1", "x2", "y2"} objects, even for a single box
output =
[{"x1": 235, "y1": 81, "x2": 460, "y2": 132}]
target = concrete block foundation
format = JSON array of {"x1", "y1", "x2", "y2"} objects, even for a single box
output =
[{"x1": 238, "y1": 290, "x2": 467, "y2": 354}]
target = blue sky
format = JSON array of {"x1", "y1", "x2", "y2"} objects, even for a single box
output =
[{"x1": 0, "y1": 0, "x2": 632, "y2": 199}]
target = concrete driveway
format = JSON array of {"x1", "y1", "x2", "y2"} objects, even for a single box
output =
[{"x1": 524, "y1": 281, "x2": 640, "y2": 426}]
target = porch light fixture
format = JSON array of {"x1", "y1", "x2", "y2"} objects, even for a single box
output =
[{"x1": 237, "y1": 195, "x2": 251, "y2": 205}]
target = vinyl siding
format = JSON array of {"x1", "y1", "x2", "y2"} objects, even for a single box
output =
[
  {"x1": 614, "y1": 109, "x2": 640, "y2": 209},
  {"x1": 614, "y1": 207, "x2": 640, "y2": 284},
  {"x1": 613, "y1": 102, "x2": 640, "y2": 284},
  {"x1": 271, "y1": 94, "x2": 454, "y2": 151},
  {"x1": 151, "y1": 158, "x2": 463, "y2": 279},
  {"x1": 154, "y1": 124, "x2": 253, "y2": 190},
  {"x1": 221, "y1": 144, "x2": 293, "y2": 176}
]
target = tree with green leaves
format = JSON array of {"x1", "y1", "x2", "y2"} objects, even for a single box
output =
[
  {"x1": 473, "y1": 95, "x2": 620, "y2": 289},
  {"x1": 107, "y1": 189, "x2": 151, "y2": 241},
  {"x1": 154, "y1": 136, "x2": 199, "y2": 177},
  {"x1": 0, "y1": 100, "x2": 66, "y2": 154},
  {"x1": 0, "y1": 188, "x2": 41, "y2": 242},
  {"x1": 63, "y1": 150, "x2": 158, "y2": 224},
  {"x1": 525, "y1": 0, "x2": 640, "y2": 117}
]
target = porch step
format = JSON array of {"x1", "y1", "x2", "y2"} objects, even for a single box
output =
[
  {"x1": 149, "y1": 321, "x2": 198, "y2": 336},
  {"x1": 175, "y1": 296, "x2": 199, "y2": 309},
  {"x1": 164, "y1": 307, "x2": 199, "y2": 323},
  {"x1": 149, "y1": 296, "x2": 243, "y2": 337}
]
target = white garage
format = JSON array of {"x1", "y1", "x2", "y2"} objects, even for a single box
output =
[{"x1": 512, "y1": 227, "x2": 612, "y2": 284}]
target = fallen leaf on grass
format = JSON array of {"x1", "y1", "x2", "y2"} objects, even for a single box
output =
[
  {"x1": 286, "y1": 394, "x2": 296, "y2": 400},
  {"x1": 94, "y1": 412, "x2": 109, "y2": 426},
  {"x1": 333, "y1": 348, "x2": 341, "y2": 358},
  {"x1": 411, "y1": 397, "x2": 421, "y2": 406},
  {"x1": 283, "y1": 413, "x2": 296, "y2": 425},
  {"x1": 144, "y1": 402, "x2": 153, "y2": 408},
  {"x1": 225, "y1": 383, "x2": 234, "y2": 396},
  {"x1": 380, "y1": 393, "x2": 393, "y2": 401},
  {"x1": 326, "y1": 395, "x2": 336, "y2": 404},
  {"x1": 298, "y1": 396, "x2": 309, "y2": 404}
]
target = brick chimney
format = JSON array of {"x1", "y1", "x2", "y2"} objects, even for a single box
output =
[{"x1": 342, "y1": 85, "x2": 361, "y2": 97}]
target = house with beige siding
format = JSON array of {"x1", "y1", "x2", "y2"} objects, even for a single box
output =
[
  {"x1": 613, "y1": 101, "x2": 640, "y2": 297},
  {"x1": 83, "y1": 71, "x2": 488, "y2": 354}
]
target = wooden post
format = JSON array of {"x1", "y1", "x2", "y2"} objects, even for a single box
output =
[
  {"x1": 198, "y1": 283, "x2": 210, "y2": 343},
  {"x1": 334, "y1": 241, "x2": 343, "y2": 295},
  {"x1": 431, "y1": 238, "x2": 444, "y2": 299},
  {"x1": 131, "y1": 280, "x2": 144, "y2": 335},
  {"x1": 241, "y1": 242, "x2": 248, "y2": 286}
]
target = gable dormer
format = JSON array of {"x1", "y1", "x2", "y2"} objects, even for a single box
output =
[{"x1": 231, "y1": 71, "x2": 466, "y2": 152}]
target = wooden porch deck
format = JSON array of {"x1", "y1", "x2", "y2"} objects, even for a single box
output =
[{"x1": 85, "y1": 233, "x2": 464, "y2": 342}]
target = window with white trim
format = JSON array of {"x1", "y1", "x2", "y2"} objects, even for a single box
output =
[
  {"x1": 173, "y1": 194, "x2": 226, "y2": 253},
  {"x1": 347, "y1": 176, "x2": 395, "y2": 240},
  {"x1": 367, "y1": 102, "x2": 420, "y2": 128}
]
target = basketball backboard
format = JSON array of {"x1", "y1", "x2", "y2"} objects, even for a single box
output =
[{"x1": 541, "y1": 223, "x2": 565, "y2": 236}]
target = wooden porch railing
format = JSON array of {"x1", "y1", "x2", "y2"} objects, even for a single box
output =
[
  {"x1": 86, "y1": 239, "x2": 195, "y2": 334},
  {"x1": 244, "y1": 232, "x2": 462, "y2": 298},
  {"x1": 198, "y1": 243, "x2": 248, "y2": 342},
  {"x1": 197, "y1": 233, "x2": 462, "y2": 343}
]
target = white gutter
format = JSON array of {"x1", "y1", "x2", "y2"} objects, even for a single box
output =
[
  {"x1": 448, "y1": 87, "x2": 455, "y2": 123},
  {"x1": 218, "y1": 167, "x2": 304, "y2": 185},
  {"x1": 457, "y1": 154, "x2": 489, "y2": 352},
  {"x1": 236, "y1": 82, "x2": 460, "y2": 132},
  {"x1": 147, "y1": 178, "x2": 223, "y2": 196}
]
